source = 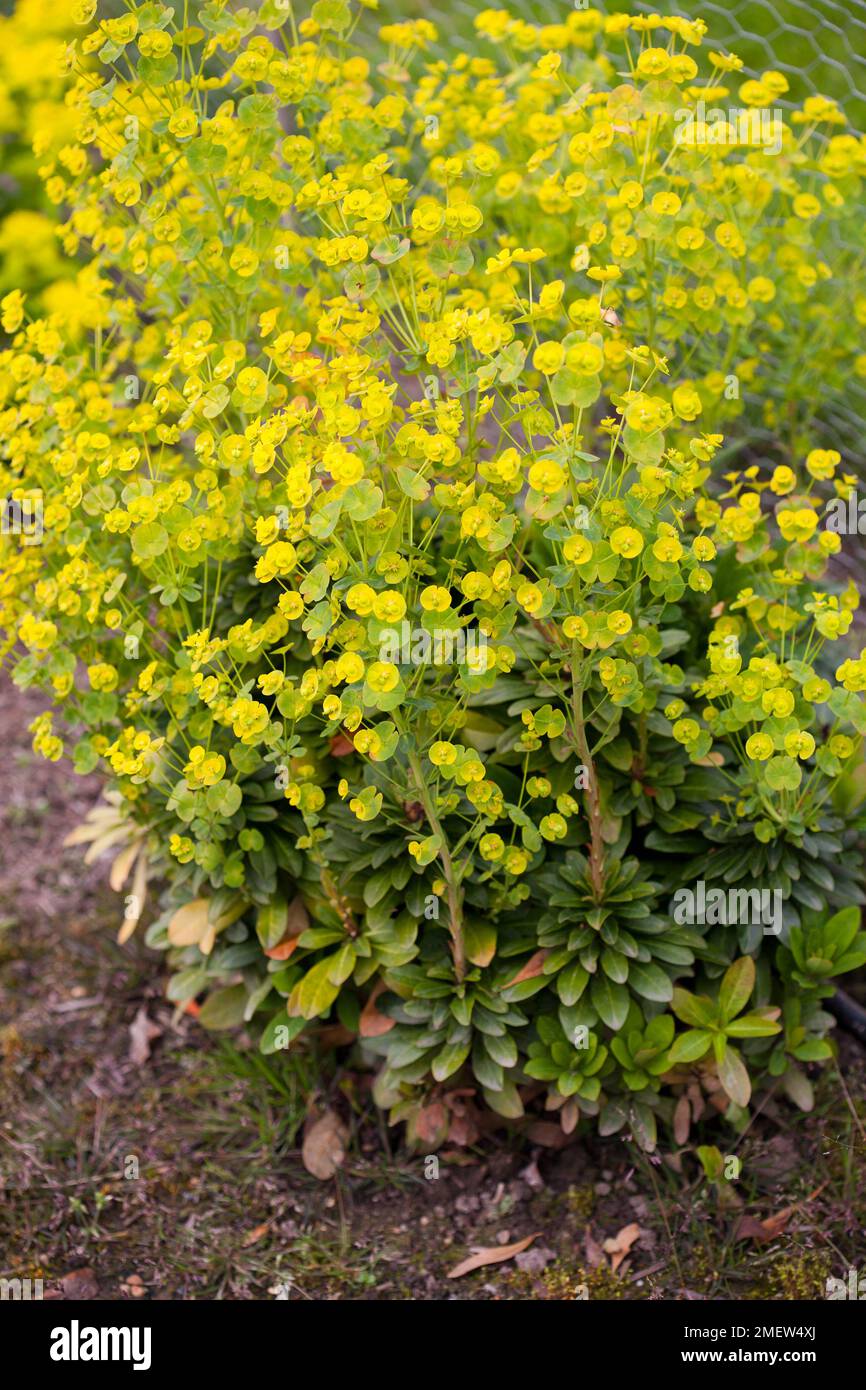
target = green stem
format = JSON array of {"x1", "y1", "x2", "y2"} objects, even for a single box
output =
[
  {"x1": 407, "y1": 749, "x2": 466, "y2": 982},
  {"x1": 571, "y1": 658, "x2": 605, "y2": 903}
]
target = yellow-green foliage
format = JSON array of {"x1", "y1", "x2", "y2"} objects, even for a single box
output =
[{"x1": 2, "y1": 1, "x2": 866, "y2": 1148}]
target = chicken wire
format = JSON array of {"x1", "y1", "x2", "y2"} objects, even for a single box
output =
[{"x1": 372, "y1": 0, "x2": 866, "y2": 471}]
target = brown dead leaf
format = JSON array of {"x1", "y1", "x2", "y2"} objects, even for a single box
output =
[
  {"x1": 561, "y1": 1098, "x2": 579, "y2": 1135},
  {"x1": 359, "y1": 980, "x2": 395, "y2": 1038},
  {"x1": 526, "y1": 1120, "x2": 569, "y2": 1148},
  {"x1": 285, "y1": 894, "x2": 310, "y2": 937},
  {"x1": 117, "y1": 850, "x2": 148, "y2": 944},
  {"x1": 60, "y1": 1268, "x2": 98, "y2": 1300},
  {"x1": 734, "y1": 1182, "x2": 828, "y2": 1245},
  {"x1": 503, "y1": 949, "x2": 549, "y2": 989},
  {"x1": 109, "y1": 840, "x2": 140, "y2": 893},
  {"x1": 264, "y1": 937, "x2": 299, "y2": 961},
  {"x1": 242, "y1": 1222, "x2": 271, "y2": 1248},
  {"x1": 447, "y1": 1232, "x2": 541, "y2": 1279},
  {"x1": 673, "y1": 1094, "x2": 691, "y2": 1146},
  {"x1": 301, "y1": 1109, "x2": 349, "y2": 1180},
  {"x1": 412, "y1": 1100, "x2": 448, "y2": 1146},
  {"x1": 263, "y1": 895, "x2": 308, "y2": 959},
  {"x1": 128, "y1": 1007, "x2": 162, "y2": 1066},
  {"x1": 603, "y1": 1222, "x2": 643, "y2": 1272},
  {"x1": 329, "y1": 731, "x2": 355, "y2": 757}
]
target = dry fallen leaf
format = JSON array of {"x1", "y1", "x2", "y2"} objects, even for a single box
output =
[
  {"x1": 413, "y1": 1100, "x2": 448, "y2": 1146},
  {"x1": 301, "y1": 1109, "x2": 349, "y2": 1180},
  {"x1": 242, "y1": 1222, "x2": 271, "y2": 1248},
  {"x1": 128, "y1": 1007, "x2": 162, "y2": 1066},
  {"x1": 602, "y1": 1222, "x2": 643, "y2": 1272},
  {"x1": 447, "y1": 1232, "x2": 541, "y2": 1279},
  {"x1": 526, "y1": 1121, "x2": 569, "y2": 1149},
  {"x1": 60, "y1": 1268, "x2": 99, "y2": 1300},
  {"x1": 734, "y1": 1181, "x2": 828, "y2": 1245},
  {"x1": 673, "y1": 1094, "x2": 691, "y2": 1146}
]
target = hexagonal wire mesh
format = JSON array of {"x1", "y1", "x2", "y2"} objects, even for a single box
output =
[{"x1": 371, "y1": 0, "x2": 866, "y2": 479}]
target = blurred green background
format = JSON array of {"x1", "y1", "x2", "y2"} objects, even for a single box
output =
[{"x1": 373, "y1": 0, "x2": 866, "y2": 130}]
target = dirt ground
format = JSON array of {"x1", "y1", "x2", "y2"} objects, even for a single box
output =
[{"x1": 1, "y1": 674, "x2": 865, "y2": 1301}]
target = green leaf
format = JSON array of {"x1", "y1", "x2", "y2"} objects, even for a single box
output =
[
  {"x1": 716, "y1": 1043, "x2": 751, "y2": 1107},
  {"x1": 138, "y1": 53, "x2": 178, "y2": 86},
  {"x1": 464, "y1": 919, "x2": 497, "y2": 967},
  {"x1": 725, "y1": 1008, "x2": 782, "y2": 1038},
  {"x1": 431, "y1": 1039, "x2": 471, "y2": 1082},
  {"x1": 483, "y1": 1079, "x2": 524, "y2": 1118},
  {"x1": 395, "y1": 465, "x2": 430, "y2": 500},
  {"x1": 371, "y1": 235, "x2": 410, "y2": 265},
  {"x1": 557, "y1": 959, "x2": 589, "y2": 1006},
  {"x1": 695, "y1": 1144, "x2": 724, "y2": 1181},
  {"x1": 824, "y1": 906, "x2": 861, "y2": 955},
  {"x1": 327, "y1": 941, "x2": 357, "y2": 986},
  {"x1": 131, "y1": 522, "x2": 168, "y2": 560},
  {"x1": 550, "y1": 368, "x2": 601, "y2": 409},
  {"x1": 628, "y1": 961, "x2": 673, "y2": 1003},
  {"x1": 186, "y1": 138, "x2": 227, "y2": 175},
  {"x1": 289, "y1": 957, "x2": 341, "y2": 1020},
  {"x1": 668, "y1": 1029, "x2": 713, "y2": 1064},
  {"x1": 590, "y1": 974, "x2": 629, "y2": 1030},
  {"x1": 256, "y1": 895, "x2": 288, "y2": 950},
  {"x1": 198, "y1": 985, "x2": 248, "y2": 1031},
  {"x1": 718, "y1": 955, "x2": 755, "y2": 1022},
  {"x1": 671, "y1": 988, "x2": 718, "y2": 1028},
  {"x1": 483, "y1": 1030, "x2": 517, "y2": 1068},
  {"x1": 428, "y1": 239, "x2": 474, "y2": 278},
  {"x1": 343, "y1": 263, "x2": 381, "y2": 302},
  {"x1": 311, "y1": 0, "x2": 351, "y2": 30},
  {"x1": 764, "y1": 754, "x2": 801, "y2": 792},
  {"x1": 260, "y1": 1012, "x2": 306, "y2": 1054},
  {"x1": 630, "y1": 1101, "x2": 657, "y2": 1151}
]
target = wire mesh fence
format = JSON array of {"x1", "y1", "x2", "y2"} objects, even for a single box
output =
[{"x1": 372, "y1": 0, "x2": 866, "y2": 473}]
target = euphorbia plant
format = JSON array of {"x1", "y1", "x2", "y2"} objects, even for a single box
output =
[{"x1": 1, "y1": 1, "x2": 866, "y2": 1152}]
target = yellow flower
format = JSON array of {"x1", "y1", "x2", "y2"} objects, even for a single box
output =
[
  {"x1": 784, "y1": 731, "x2": 815, "y2": 759},
  {"x1": 563, "y1": 535, "x2": 593, "y2": 565},
  {"x1": 566, "y1": 341, "x2": 604, "y2": 375},
  {"x1": 637, "y1": 48, "x2": 670, "y2": 77},
  {"x1": 528, "y1": 459, "x2": 565, "y2": 494},
  {"x1": 366, "y1": 661, "x2": 400, "y2": 693},
  {"x1": 372, "y1": 590, "x2": 406, "y2": 623},
  {"x1": 606, "y1": 610, "x2": 632, "y2": 635},
  {"x1": 168, "y1": 107, "x2": 198, "y2": 140},
  {"x1": 230, "y1": 247, "x2": 260, "y2": 278},
  {"x1": 746, "y1": 733, "x2": 775, "y2": 761},
  {"x1": 610, "y1": 526, "x2": 644, "y2": 558}
]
